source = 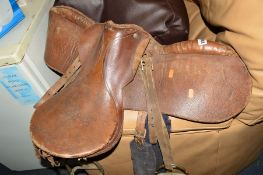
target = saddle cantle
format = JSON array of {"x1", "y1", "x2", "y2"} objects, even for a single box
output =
[
  {"x1": 44, "y1": 6, "x2": 95, "y2": 73},
  {"x1": 30, "y1": 6, "x2": 252, "y2": 171}
]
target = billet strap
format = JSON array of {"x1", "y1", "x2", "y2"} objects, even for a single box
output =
[
  {"x1": 140, "y1": 62, "x2": 157, "y2": 144},
  {"x1": 140, "y1": 55, "x2": 175, "y2": 171},
  {"x1": 134, "y1": 111, "x2": 147, "y2": 145},
  {"x1": 34, "y1": 56, "x2": 81, "y2": 108},
  {"x1": 140, "y1": 55, "x2": 187, "y2": 175}
]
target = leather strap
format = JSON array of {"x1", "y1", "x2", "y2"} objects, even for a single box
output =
[
  {"x1": 140, "y1": 55, "x2": 188, "y2": 174},
  {"x1": 140, "y1": 55, "x2": 176, "y2": 171},
  {"x1": 34, "y1": 56, "x2": 81, "y2": 108},
  {"x1": 140, "y1": 63, "x2": 157, "y2": 144}
]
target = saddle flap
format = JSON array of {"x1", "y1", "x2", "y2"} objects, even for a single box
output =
[{"x1": 123, "y1": 40, "x2": 252, "y2": 123}]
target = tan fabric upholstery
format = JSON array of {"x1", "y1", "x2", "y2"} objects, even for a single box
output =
[
  {"x1": 96, "y1": 1, "x2": 263, "y2": 174},
  {"x1": 184, "y1": 0, "x2": 216, "y2": 41}
]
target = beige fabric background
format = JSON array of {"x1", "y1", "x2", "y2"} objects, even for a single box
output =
[{"x1": 94, "y1": 1, "x2": 263, "y2": 174}]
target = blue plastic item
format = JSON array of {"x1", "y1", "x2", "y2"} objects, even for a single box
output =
[{"x1": 0, "y1": 0, "x2": 25, "y2": 39}]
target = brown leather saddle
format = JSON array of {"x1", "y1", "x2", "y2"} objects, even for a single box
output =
[{"x1": 30, "y1": 6, "x2": 252, "y2": 173}]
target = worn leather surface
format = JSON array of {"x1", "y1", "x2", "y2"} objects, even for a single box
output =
[
  {"x1": 89, "y1": 1, "x2": 263, "y2": 175},
  {"x1": 44, "y1": 7, "x2": 252, "y2": 123},
  {"x1": 44, "y1": 6, "x2": 94, "y2": 74},
  {"x1": 123, "y1": 40, "x2": 251, "y2": 123},
  {"x1": 55, "y1": 0, "x2": 189, "y2": 45},
  {"x1": 31, "y1": 22, "x2": 150, "y2": 158},
  {"x1": 31, "y1": 7, "x2": 252, "y2": 161},
  {"x1": 31, "y1": 1, "x2": 263, "y2": 174}
]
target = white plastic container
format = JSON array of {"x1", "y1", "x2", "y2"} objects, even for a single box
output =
[
  {"x1": 0, "y1": 0, "x2": 58, "y2": 170},
  {"x1": 0, "y1": 0, "x2": 13, "y2": 31}
]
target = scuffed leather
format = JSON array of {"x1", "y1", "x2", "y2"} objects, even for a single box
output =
[
  {"x1": 30, "y1": 2, "x2": 263, "y2": 174},
  {"x1": 31, "y1": 22, "x2": 150, "y2": 158},
  {"x1": 55, "y1": 0, "x2": 189, "y2": 45},
  {"x1": 48, "y1": 1, "x2": 262, "y2": 175},
  {"x1": 44, "y1": 7, "x2": 251, "y2": 123},
  {"x1": 123, "y1": 40, "x2": 251, "y2": 122},
  {"x1": 44, "y1": 6, "x2": 95, "y2": 74},
  {"x1": 31, "y1": 17, "x2": 251, "y2": 164}
]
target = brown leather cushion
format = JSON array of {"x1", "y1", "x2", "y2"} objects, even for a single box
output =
[{"x1": 55, "y1": 0, "x2": 189, "y2": 44}]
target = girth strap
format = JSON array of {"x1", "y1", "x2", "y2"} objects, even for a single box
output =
[{"x1": 140, "y1": 55, "x2": 187, "y2": 174}]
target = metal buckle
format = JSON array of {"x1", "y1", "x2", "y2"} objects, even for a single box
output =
[
  {"x1": 134, "y1": 135, "x2": 145, "y2": 146},
  {"x1": 140, "y1": 59, "x2": 146, "y2": 71}
]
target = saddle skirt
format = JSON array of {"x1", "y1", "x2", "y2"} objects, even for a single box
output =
[{"x1": 30, "y1": 6, "x2": 252, "y2": 161}]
